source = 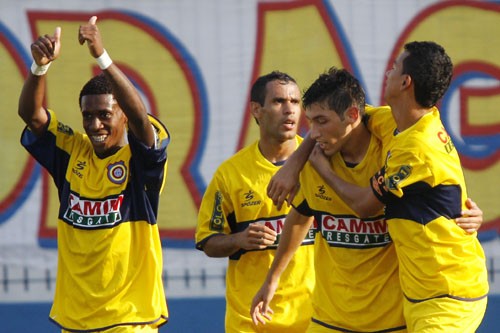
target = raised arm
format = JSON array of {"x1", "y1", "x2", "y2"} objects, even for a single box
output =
[
  {"x1": 267, "y1": 133, "x2": 316, "y2": 210},
  {"x1": 78, "y1": 16, "x2": 155, "y2": 147},
  {"x1": 250, "y1": 210, "x2": 313, "y2": 325},
  {"x1": 18, "y1": 26, "x2": 61, "y2": 135}
]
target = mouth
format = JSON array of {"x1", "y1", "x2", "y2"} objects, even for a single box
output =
[
  {"x1": 283, "y1": 119, "x2": 296, "y2": 130},
  {"x1": 90, "y1": 134, "x2": 108, "y2": 143}
]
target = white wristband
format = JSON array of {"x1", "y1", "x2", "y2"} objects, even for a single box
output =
[
  {"x1": 96, "y1": 49, "x2": 113, "y2": 70},
  {"x1": 30, "y1": 62, "x2": 51, "y2": 76}
]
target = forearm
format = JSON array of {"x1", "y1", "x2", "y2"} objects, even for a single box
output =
[
  {"x1": 319, "y1": 167, "x2": 382, "y2": 217},
  {"x1": 102, "y1": 63, "x2": 154, "y2": 146},
  {"x1": 287, "y1": 132, "x2": 315, "y2": 173},
  {"x1": 265, "y1": 210, "x2": 312, "y2": 284},
  {"x1": 18, "y1": 73, "x2": 49, "y2": 135},
  {"x1": 202, "y1": 234, "x2": 240, "y2": 258}
]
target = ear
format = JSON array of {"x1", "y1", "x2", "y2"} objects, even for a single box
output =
[
  {"x1": 345, "y1": 106, "x2": 360, "y2": 123},
  {"x1": 250, "y1": 101, "x2": 261, "y2": 119},
  {"x1": 401, "y1": 74, "x2": 412, "y2": 89}
]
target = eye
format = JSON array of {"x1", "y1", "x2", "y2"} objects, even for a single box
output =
[{"x1": 99, "y1": 111, "x2": 112, "y2": 120}]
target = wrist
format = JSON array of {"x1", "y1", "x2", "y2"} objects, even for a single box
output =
[
  {"x1": 96, "y1": 49, "x2": 113, "y2": 70},
  {"x1": 30, "y1": 61, "x2": 51, "y2": 76}
]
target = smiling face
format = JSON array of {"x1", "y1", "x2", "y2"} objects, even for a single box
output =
[
  {"x1": 252, "y1": 80, "x2": 301, "y2": 143},
  {"x1": 306, "y1": 101, "x2": 355, "y2": 157},
  {"x1": 81, "y1": 94, "x2": 128, "y2": 158}
]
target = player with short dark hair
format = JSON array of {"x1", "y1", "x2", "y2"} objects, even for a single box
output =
[
  {"x1": 18, "y1": 16, "x2": 170, "y2": 332},
  {"x1": 196, "y1": 71, "x2": 315, "y2": 332}
]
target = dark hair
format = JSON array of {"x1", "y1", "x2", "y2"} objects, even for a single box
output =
[
  {"x1": 78, "y1": 73, "x2": 113, "y2": 107},
  {"x1": 302, "y1": 67, "x2": 365, "y2": 120},
  {"x1": 250, "y1": 71, "x2": 297, "y2": 106},
  {"x1": 402, "y1": 41, "x2": 453, "y2": 108}
]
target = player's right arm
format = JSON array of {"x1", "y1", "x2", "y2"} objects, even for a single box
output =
[
  {"x1": 267, "y1": 133, "x2": 315, "y2": 210},
  {"x1": 309, "y1": 144, "x2": 383, "y2": 218},
  {"x1": 250, "y1": 209, "x2": 313, "y2": 325},
  {"x1": 202, "y1": 223, "x2": 277, "y2": 258},
  {"x1": 196, "y1": 170, "x2": 278, "y2": 258},
  {"x1": 18, "y1": 26, "x2": 61, "y2": 136}
]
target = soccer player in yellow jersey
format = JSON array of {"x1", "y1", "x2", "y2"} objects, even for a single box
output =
[
  {"x1": 18, "y1": 17, "x2": 169, "y2": 332},
  {"x1": 195, "y1": 71, "x2": 315, "y2": 332},
  {"x1": 278, "y1": 43, "x2": 487, "y2": 332},
  {"x1": 251, "y1": 67, "x2": 485, "y2": 332},
  {"x1": 251, "y1": 68, "x2": 406, "y2": 332}
]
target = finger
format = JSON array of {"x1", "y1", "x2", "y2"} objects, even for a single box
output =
[
  {"x1": 288, "y1": 185, "x2": 298, "y2": 205},
  {"x1": 53, "y1": 26, "x2": 61, "y2": 42},
  {"x1": 276, "y1": 199, "x2": 283, "y2": 211},
  {"x1": 252, "y1": 304, "x2": 267, "y2": 325},
  {"x1": 89, "y1": 16, "x2": 97, "y2": 25},
  {"x1": 261, "y1": 304, "x2": 273, "y2": 321}
]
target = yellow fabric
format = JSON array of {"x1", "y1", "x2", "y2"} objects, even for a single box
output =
[
  {"x1": 196, "y1": 137, "x2": 315, "y2": 333},
  {"x1": 291, "y1": 125, "x2": 405, "y2": 332},
  {"x1": 368, "y1": 108, "x2": 489, "y2": 301},
  {"x1": 25, "y1": 110, "x2": 169, "y2": 331},
  {"x1": 63, "y1": 324, "x2": 158, "y2": 332},
  {"x1": 403, "y1": 297, "x2": 487, "y2": 333}
]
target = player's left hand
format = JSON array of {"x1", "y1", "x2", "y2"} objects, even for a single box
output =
[
  {"x1": 78, "y1": 16, "x2": 104, "y2": 58},
  {"x1": 456, "y1": 198, "x2": 483, "y2": 234},
  {"x1": 250, "y1": 280, "x2": 277, "y2": 326}
]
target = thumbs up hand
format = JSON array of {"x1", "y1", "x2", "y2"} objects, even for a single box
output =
[
  {"x1": 31, "y1": 26, "x2": 62, "y2": 66},
  {"x1": 78, "y1": 16, "x2": 104, "y2": 58}
]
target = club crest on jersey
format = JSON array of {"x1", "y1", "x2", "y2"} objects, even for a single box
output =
[
  {"x1": 320, "y1": 214, "x2": 391, "y2": 247},
  {"x1": 107, "y1": 161, "x2": 127, "y2": 184},
  {"x1": 63, "y1": 193, "x2": 124, "y2": 228}
]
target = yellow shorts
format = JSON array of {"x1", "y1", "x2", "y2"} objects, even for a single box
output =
[
  {"x1": 307, "y1": 319, "x2": 407, "y2": 332},
  {"x1": 62, "y1": 324, "x2": 158, "y2": 333},
  {"x1": 404, "y1": 296, "x2": 487, "y2": 332}
]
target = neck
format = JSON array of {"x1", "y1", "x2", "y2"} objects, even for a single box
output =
[
  {"x1": 390, "y1": 98, "x2": 433, "y2": 132},
  {"x1": 258, "y1": 137, "x2": 297, "y2": 164}
]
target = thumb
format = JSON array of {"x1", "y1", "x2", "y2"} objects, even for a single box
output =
[
  {"x1": 88, "y1": 16, "x2": 97, "y2": 25},
  {"x1": 53, "y1": 26, "x2": 61, "y2": 43}
]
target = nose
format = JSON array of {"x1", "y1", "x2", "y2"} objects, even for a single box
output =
[
  {"x1": 309, "y1": 125, "x2": 320, "y2": 140},
  {"x1": 282, "y1": 101, "x2": 294, "y2": 115},
  {"x1": 88, "y1": 116, "x2": 103, "y2": 130}
]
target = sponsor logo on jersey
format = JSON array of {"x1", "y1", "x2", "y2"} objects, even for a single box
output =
[
  {"x1": 437, "y1": 127, "x2": 456, "y2": 153},
  {"x1": 387, "y1": 165, "x2": 412, "y2": 190},
  {"x1": 371, "y1": 167, "x2": 388, "y2": 197},
  {"x1": 241, "y1": 190, "x2": 262, "y2": 207},
  {"x1": 107, "y1": 161, "x2": 127, "y2": 184},
  {"x1": 63, "y1": 193, "x2": 124, "y2": 228},
  {"x1": 57, "y1": 122, "x2": 74, "y2": 135},
  {"x1": 315, "y1": 185, "x2": 332, "y2": 201},
  {"x1": 210, "y1": 191, "x2": 224, "y2": 231},
  {"x1": 72, "y1": 160, "x2": 87, "y2": 179},
  {"x1": 254, "y1": 217, "x2": 316, "y2": 248},
  {"x1": 320, "y1": 215, "x2": 391, "y2": 247}
]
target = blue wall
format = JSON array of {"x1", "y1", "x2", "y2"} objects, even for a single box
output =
[{"x1": 1, "y1": 296, "x2": 498, "y2": 332}]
